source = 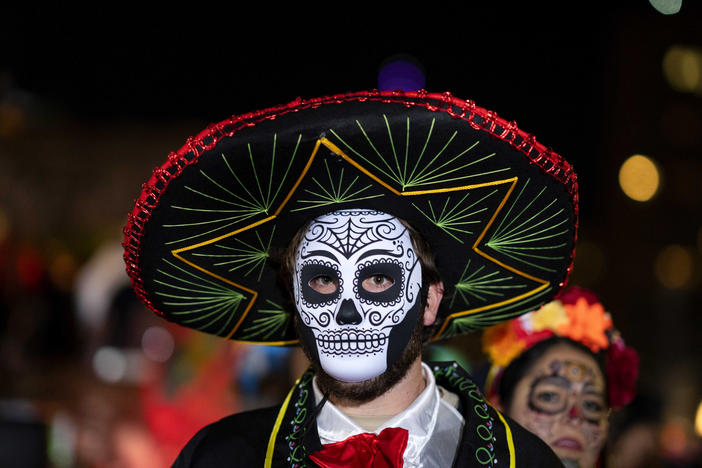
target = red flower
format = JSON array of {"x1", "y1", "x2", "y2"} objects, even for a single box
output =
[
  {"x1": 557, "y1": 285, "x2": 600, "y2": 306},
  {"x1": 606, "y1": 340, "x2": 639, "y2": 408}
]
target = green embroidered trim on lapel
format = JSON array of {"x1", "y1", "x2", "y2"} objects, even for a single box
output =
[
  {"x1": 431, "y1": 361, "x2": 514, "y2": 467},
  {"x1": 269, "y1": 367, "x2": 317, "y2": 467}
]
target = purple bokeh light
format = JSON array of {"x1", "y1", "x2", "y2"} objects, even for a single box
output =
[{"x1": 377, "y1": 59, "x2": 426, "y2": 92}]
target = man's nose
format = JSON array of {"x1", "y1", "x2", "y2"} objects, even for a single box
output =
[{"x1": 336, "y1": 298, "x2": 362, "y2": 325}]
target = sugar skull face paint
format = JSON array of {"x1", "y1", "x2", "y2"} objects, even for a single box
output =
[
  {"x1": 293, "y1": 210, "x2": 422, "y2": 383},
  {"x1": 507, "y1": 343, "x2": 609, "y2": 468}
]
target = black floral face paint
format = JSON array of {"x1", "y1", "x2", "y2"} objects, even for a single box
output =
[{"x1": 293, "y1": 210, "x2": 422, "y2": 383}]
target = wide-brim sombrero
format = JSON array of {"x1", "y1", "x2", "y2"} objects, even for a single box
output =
[{"x1": 123, "y1": 90, "x2": 578, "y2": 345}]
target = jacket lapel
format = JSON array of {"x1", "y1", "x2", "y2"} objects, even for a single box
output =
[
  {"x1": 431, "y1": 361, "x2": 515, "y2": 468},
  {"x1": 267, "y1": 367, "x2": 323, "y2": 467}
]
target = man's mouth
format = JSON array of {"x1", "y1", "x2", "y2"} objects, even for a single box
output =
[
  {"x1": 553, "y1": 437, "x2": 583, "y2": 451},
  {"x1": 317, "y1": 331, "x2": 387, "y2": 353}
]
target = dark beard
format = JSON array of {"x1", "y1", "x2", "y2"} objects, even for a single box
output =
[{"x1": 296, "y1": 312, "x2": 424, "y2": 405}]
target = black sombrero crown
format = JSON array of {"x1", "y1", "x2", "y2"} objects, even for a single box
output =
[{"x1": 123, "y1": 90, "x2": 578, "y2": 345}]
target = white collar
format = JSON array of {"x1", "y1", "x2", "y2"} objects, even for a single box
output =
[{"x1": 313, "y1": 362, "x2": 446, "y2": 463}]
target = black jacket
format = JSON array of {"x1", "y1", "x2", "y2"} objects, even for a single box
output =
[{"x1": 173, "y1": 362, "x2": 562, "y2": 467}]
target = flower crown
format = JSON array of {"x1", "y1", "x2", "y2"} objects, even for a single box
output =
[{"x1": 482, "y1": 286, "x2": 639, "y2": 409}]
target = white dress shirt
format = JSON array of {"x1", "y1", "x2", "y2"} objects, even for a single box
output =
[{"x1": 313, "y1": 362, "x2": 465, "y2": 467}]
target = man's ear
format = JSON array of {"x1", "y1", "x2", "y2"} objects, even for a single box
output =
[{"x1": 423, "y1": 282, "x2": 444, "y2": 326}]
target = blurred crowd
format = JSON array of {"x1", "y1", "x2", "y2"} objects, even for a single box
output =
[
  {"x1": 0, "y1": 232, "x2": 700, "y2": 467},
  {"x1": 0, "y1": 232, "x2": 307, "y2": 467}
]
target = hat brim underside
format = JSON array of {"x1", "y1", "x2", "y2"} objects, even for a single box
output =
[{"x1": 124, "y1": 91, "x2": 578, "y2": 345}]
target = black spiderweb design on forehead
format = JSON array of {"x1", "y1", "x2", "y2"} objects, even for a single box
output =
[{"x1": 302, "y1": 212, "x2": 407, "y2": 260}]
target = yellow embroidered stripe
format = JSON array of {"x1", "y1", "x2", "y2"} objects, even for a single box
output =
[
  {"x1": 265, "y1": 380, "x2": 298, "y2": 467},
  {"x1": 495, "y1": 408, "x2": 516, "y2": 468}
]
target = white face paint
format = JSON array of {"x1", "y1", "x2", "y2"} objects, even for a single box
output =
[{"x1": 293, "y1": 210, "x2": 423, "y2": 383}]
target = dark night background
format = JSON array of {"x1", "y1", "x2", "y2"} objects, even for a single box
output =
[{"x1": 1, "y1": 3, "x2": 701, "y2": 466}]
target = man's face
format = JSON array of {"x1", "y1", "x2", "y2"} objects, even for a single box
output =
[
  {"x1": 508, "y1": 343, "x2": 609, "y2": 468},
  {"x1": 293, "y1": 210, "x2": 422, "y2": 383}
]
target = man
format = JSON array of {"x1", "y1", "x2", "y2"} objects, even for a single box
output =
[{"x1": 124, "y1": 90, "x2": 578, "y2": 466}]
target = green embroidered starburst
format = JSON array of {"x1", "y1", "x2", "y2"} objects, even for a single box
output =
[
  {"x1": 449, "y1": 259, "x2": 526, "y2": 308},
  {"x1": 485, "y1": 180, "x2": 569, "y2": 273},
  {"x1": 444, "y1": 285, "x2": 553, "y2": 337},
  {"x1": 190, "y1": 226, "x2": 275, "y2": 281},
  {"x1": 164, "y1": 134, "x2": 301, "y2": 245},
  {"x1": 154, "y1": 258, "x2": 246, "y2": 337},
  {"x1": 329, "y1": 116, "x2": 509, "y2": 190},
  {"x1": 412, "y1": 189, "x2": 499, "y2": 243},
  {"x1": 240, "y1": 300, "x2": 290, "y2": 340},
  {"x1": 291, "y1": 159, "x2": 383, "y2": 212}
]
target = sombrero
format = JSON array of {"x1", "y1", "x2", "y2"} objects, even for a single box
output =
[{"x1": 123, "y1": 90, "x2": 578, "y2": 346}]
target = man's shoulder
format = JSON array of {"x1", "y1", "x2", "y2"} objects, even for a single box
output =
[
  {"x1": 501, "y1": 411, "x2": 563, "y2": 466},
  {"x1": 171, "y1": 405, "x2": 281, "y2": 468}
]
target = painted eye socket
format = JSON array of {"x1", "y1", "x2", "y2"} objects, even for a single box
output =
[
  {"x1": 300, "y1": 262, "x2": 342, "y2": 305},
  {"x1": 530, "y1": 383, "x2": 568, "y2": 414},
  {"x1": 534, "y1": 389, "x2": 565, "y2": 410},
  {"x1": 582, "y1": 399, "x2": 603, "y2": 412},
  {"x1": 355, "y1": 261, "x2": 402, "y2": 303},
  {"x1": 309, "y1": 275, "x2": 339, "y2": 294},
  {"x1": 535, "y1": 390, "x2": 561, "y2": 403},
  {"x1": 361, "y1": 274, "x2": 394, "y2": 293},
  {"x1": 581, "y1": 396, "x2": 607, "y2": 421}
]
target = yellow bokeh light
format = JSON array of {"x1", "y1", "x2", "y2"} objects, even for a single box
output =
[
  {"x1": 696, "y1": 400, "x2": 702, "y2": 437},
  {"x1": 654, "y1": 244, "x2": 693, "y2": 289},
  {"x1": 663, "y1": 46, "x2": 702, "y2": 95},
  {"x1": 619, "y1": 155, "x2": 660, "y2": 202}
]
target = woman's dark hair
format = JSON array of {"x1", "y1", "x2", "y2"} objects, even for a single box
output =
[{"x1": 497, "y1": 336, "x2": 608, "y2": 413}]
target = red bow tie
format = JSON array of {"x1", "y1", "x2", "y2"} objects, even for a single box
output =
[{"x1": 309, "y1": 427, "x2": 409, "y2": 468}]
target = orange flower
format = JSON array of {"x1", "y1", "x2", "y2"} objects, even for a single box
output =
[
  {"x1": 482, "y1": 321, "x2": 527, "y2": 367},
  {"x1": 557, "y1": 297, "x2": 612, "y2": 352}
]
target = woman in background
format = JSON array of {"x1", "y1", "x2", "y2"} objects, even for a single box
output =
[{"x1": 482, "y1": 286, "x2": 639, "y2": 468}]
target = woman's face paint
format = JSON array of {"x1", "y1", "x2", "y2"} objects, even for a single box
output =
[{"x1": 507, "y1": 343, "x2": 609, "y2": 468}]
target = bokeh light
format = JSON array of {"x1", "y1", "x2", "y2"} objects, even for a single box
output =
[
  {"x1": 619, "y1": 154, "x2": 661, "y2": 202},
  {"x1": 377, "y1": 55, "x2": 426, "y2": 92},
  {"x1": 0, "y1": 101, "x2": 26, "y2": 138},
  {"x1": 92, "y1": 346, "x2": 127, "y2": 383},
  {"x1": 49, "y1": 411, "x2": 77, "y2": 468},
  {"x1": 663, "y1": 45, "x2": 702, "y2": 95},
  {"x1": 654, "y1": 244, "x2": 694, "y2": 289},
  {"x1": 48, "y1": 251, "x2": 78, "y2": 292},
  {"x1": 695, "y1": 400, "x2": 702, "y2": 437},
  {"x1": 649, "y1": 0, "x2": 682, "y2": 15},
  {"x1": 141, "y1": 326, "x2": 175, "y2": 363},
  {"x1": 660, "y1": 418, "x2": 689, "y2": 459}
]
